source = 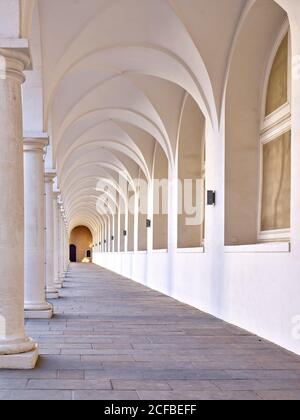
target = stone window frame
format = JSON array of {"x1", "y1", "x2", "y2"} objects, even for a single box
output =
[{"x1": 258, "y1": 23, "x2": 291, "y2": 242}]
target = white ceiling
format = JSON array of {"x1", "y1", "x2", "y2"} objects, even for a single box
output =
[{"x1": 21, "y1": 0, "x2": 287, "y2": 234}]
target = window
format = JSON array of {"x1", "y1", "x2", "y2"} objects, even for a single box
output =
[
  {"x1": 259, "y1": 31, "x2": 291, "y2": 241},
  {"x1": 265, "y1": 34, "x2": 288, "y2": 117}
]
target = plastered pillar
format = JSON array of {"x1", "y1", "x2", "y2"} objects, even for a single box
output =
[
  {"x1": 0, "y1": 47, "x2": 38, "y2": 369},
  {"x1": 24, "y1": 136, "x2": 53, "y2": 319},
  {"x1": 45, "y1": 171, "x2": 59, "y2": 299}
]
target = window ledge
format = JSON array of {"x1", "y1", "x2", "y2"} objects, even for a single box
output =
[
  {"x1": 177, "y1": 247, "x2": 205, "y2": 254},
  {"x1": 224, "y1": 242, "x2": 290, "y2": 254},
  {"x1": 151, "y1": 249, "x2": 168, "y2": 254}
]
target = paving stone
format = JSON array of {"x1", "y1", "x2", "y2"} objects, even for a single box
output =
[
  {"x1": 256, "y1": 390, "x2": 300, "y2": 400},
  {"x1": 0, "y1": 370, "x2": 57, "y2": 380},
  {"x1": 81, "y1": 355, "x2": 135, "y2": 362},
  {"x1": 73, "y1": 390, "x2": 140, "y2": 400},
  {"x1": 167, "y1": 380, "x2": 219, "y2": 391},
  {"x1": 0, "y1": 380, "x2": 28, "y2": 389},
  {"x1": 39, "y1": 349, "x2": 62, "y2": 355},
  {"x1": 27, "y1": 379, "x2": 111, "y2": 390},
  {"x1": 0, "y1": 390, "x2": 72, "y2": 400},
  {"x1": 61, "y1": 349, "x2": 133, "y2": 356},
  {"x1": 112, "y1": 380, "x2": 172, "y2": 391},
  {"x1": 213, "y1": 379, "x2": 300, "y2": 391},
  {"x1": 137, "y1": 390, "x2": 261, "y2": 401},
  {"x1": 58, "y1": 370, "x2": 85, "y2": 380},
  {"x1": 226, "y1": 370, "x2": 300, "y2": 380}
]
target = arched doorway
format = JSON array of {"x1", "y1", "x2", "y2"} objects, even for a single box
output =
[
  {"x1": 70, "y1": 244, "x2": 77, "y2": 262},
  {"x1": 69, "y1": 226, "x2": 93, "y2": 262}
]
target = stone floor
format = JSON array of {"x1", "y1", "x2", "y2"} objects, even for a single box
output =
[{"x1": 1, "y1": 263, "x2": 300, "y2": 400}]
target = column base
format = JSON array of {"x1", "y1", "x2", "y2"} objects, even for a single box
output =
[
  {"x1": 0, "y1": 348, "x2": 39, "y2": 370},
  {"x1": 25, "y1": 308, "x2": 53, "y2": 319},
  {"x1": 46, "y1": 287, "x2": 59, "y2": 299},
  {"x1": 54, "y1": 282, "x2": 63, "y2": 289},
  {"x1": 46, "y1": 291, "x2": 59, "y2": 299},
  {"x1": 24, "y1": 302, "x2": 53, "y2": 319}
]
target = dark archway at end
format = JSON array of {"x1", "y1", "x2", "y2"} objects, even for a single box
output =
[
  {"x1": 70, "y1": 244, "x2": 77, "y2": 262},
  {"x1": 69, "y1": 226, "x2": 93, "y2": 262}
]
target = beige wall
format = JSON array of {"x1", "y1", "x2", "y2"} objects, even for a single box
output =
[
  {"x1": 69, "y1": 226, "x2": 93, "y2": 262},
  {"x1": 128, "y1": 192, "x2": 134, "y2": 252},
  {"x1": 178, "y1": 95, "x2": 205, "y2": 249},
  {"x1": 266, "y1": 34, "x2": 288, "y2": 116},
  {"x1": 120, "y1": 213, "x2": 126, "y2": 252},
  {"x1": 261, "y1": 131, "x2": 291, "y2": 231},
  {"x1": 153, "y1": 143, "x2": 168, "y2": 250},
  {"x1": 114, "y1": 213, "x2": 118, "y2": 252},
  {"x1": 225, "y1": 2, "x2": 287, "y2": 245},
  {"x1": 138, "y1": 172, "x2": 148, "y2": 252}
]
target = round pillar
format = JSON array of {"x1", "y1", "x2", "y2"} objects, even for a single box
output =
[
  {"x1": 24, "y1": 137, "x2": 53, "y2": 319},
  {"x1": 0, "y1": 48, "x2": 38, "y2": 369},
  {"x1": 45, "y1": 172, "x2": 59, "y2": 299}
]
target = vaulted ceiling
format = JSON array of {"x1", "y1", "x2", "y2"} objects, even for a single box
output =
[{"x1": 21, "y1": 0, "x2": 287, "y2": 234}]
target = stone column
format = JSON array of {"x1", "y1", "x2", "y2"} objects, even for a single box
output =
[
  {"x1": 66, "y1": 229, "x2": 69, "y2": 266},
  {"x1": 0, "y1": 47, "x2": 38, "y2": 369},
  {"x1": 64, "y1": 223, "x2": 69, "y2": 273},
  {"x1": 60, "y1": 208, "x2": 66, "y2": 278},
  {"x1": 54, "y1": 200, "x2": 63, "y2": 289},
  {"x1": 62, "y1": 220, "x2": 67, "y2": 273},
  {"x1": 53, "y1": 191, "x2": 60, "y2": 289},
  {"x1": 57, "y1": 205, "x2": 67, "y2": 283},
  {"x1": 45, "y1": 171, "x2": 59, "y2": 299},
  {"x1": 24, "y1": 136, "x2": 53, "y2": 319}
]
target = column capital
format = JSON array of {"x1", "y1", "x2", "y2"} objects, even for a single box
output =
[
  {"x1": 45, "y1": 169, "x2": 57, "y2": 184},
  {"x1": 53, "y1": 189, "x2": 60, "y2": 199},
  {"x1": 23, "y1": 135, "x2": 49, "y2": 153},
  {"x1": 0, "y1": 40, "x2": 31, "y2": 83}
]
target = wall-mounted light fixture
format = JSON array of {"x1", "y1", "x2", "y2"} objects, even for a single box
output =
[
  {"x1": 123, "y1": 230, "x2": 127, "y2": 237},
  {"x1": 111, "y1": 236, "x2": 115, "y2": 241},
  {"x1": 104, "y1": 240, "x2": 107, "y2": 244},
  {"x1": 146, "y1": 219, "x2": 151, "y2": 228},
  {"x1": 207, "y1": 190, "x2": 216, "y2": 206}
]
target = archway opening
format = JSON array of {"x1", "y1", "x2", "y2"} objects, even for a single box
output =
[
  {"x1": 69, "y1": 244, "x2": 77, "y2": 262},
  {"x1": 178, "y1": 94, "x2": 206, "y2": 249},
  {"x1": 69, "y1": 226, "x2": 93, "y2": 262}
]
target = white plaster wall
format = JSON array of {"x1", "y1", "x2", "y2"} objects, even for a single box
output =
[
  {"x1": 0, "y1": 0, "x2": 20, "y2": 38},
  {"x1": 93, "y1": 249, "x2": 300, "y2": 356}
]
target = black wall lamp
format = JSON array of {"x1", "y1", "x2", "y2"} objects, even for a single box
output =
[
  {"x1": 123, "y1": 230, "x2": 127, "y2": 237},
  {"x1": 104, "y1": 239, "x2": 107, "y2": 244},
  {"x1": 146, "y1": 219, "x2": 151, "y2": 228},
  {"x1": 207, "y1": 190, "x2": 216, "y2": 206},
  {"x1": 111, "y1": 236, "x2": 115, "y2": 241}
]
